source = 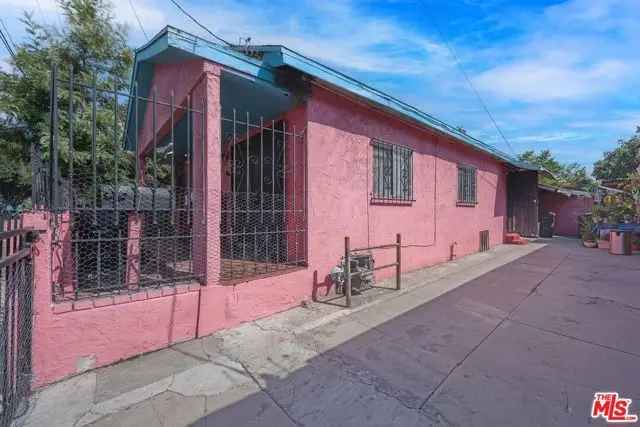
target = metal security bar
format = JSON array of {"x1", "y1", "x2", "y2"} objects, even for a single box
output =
[
  {"x1": 372, "y1": 139, "x2": 413, "y2": 202},
  {"x1": 457, "y1": 164, "x2": 477, "y2": 205},
  {"x1": 46, "y1": 64, "x2": 206, "y2": 301},
  {"x1": 30, "y1": 144, "x2": 48, "y2": 210},
  {"x1": 0, "y1": 216, "x2": 34, "y2": 426},
  {"x1": 220, "y1": 112, "x2": 307, "y2": 282},
  {"x1": 479, "y1": 230, "x2": 489, "y2": 252}
]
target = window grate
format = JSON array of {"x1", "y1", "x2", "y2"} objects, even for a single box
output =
[
  {"x1": 457, "y1": 165, "x2": 477, "y2": 205},
  {"x1": 372, "y1": 139, "x2": 413, "y2": 202}
]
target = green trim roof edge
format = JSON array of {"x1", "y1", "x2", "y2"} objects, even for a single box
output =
[{"x1": 127, "y1": 25, "x2": 538, "y2": 171}]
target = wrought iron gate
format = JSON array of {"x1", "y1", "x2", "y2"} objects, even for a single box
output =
[
  {"x1": 220, "y1": 112, "x2": 307, "y2": 282},
  {"x1": 0, "y1": 216, "x2": 34, "y2": 426}
]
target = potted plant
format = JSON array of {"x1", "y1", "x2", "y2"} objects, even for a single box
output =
[
  {"x1": 579, "y1": 215, "x2": 597, "y2": 248},
  {"x1": 632, "y1": 235, "x2": 640, "y2": 253}
]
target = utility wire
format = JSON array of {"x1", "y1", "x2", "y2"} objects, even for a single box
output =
[
  {"x1": 0, "y1": 28, "x2": 16, "y2": 58},
  {"x1": 428, "y1": 19, "x2": 516, "y2": 156},
  {"x1": 0, "y1": 25, "x2": 25, "y2": 75},
  {"x1": 167, "y1": 0, "x2": 233, "y2": 47},
  {"x1": 0, "y1": 19, "x2": 17, "y2": 51},
  {"x1": 0, "y1": 29, "x2": 17, "y2": 64},
  {"x1": 128, "y1": 0, "x2": 149, "y2": 41}
]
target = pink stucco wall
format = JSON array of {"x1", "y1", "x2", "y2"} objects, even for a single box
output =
[
  {"x1": 145, "y1": 79, "x2": 509, "y2": 333},
  {"x1": 304, "y1": 85, "x2": 507, "y2": 279},
  {"x1": 24, "y1": 212, "x2": 201, "y2": 389},
  {"x1": 540, "y1": 190, "x2": 594, "y2": 236},
  {"x1": 179, "y1": 81, "x2": 509, "y2": 334},
  {"x1": 30, "y1": 58, "x2": 509, "y2": 388}
]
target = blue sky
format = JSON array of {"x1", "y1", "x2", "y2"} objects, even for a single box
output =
[{"x1": 1, "y1": 0, "x2": 639, "y2": 168}]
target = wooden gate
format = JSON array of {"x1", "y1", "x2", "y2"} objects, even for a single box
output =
[{"x1": 507, "y1": 171, "x2": 539, "y2": 237}]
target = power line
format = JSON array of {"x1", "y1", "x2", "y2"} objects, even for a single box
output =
[
  {"x1": 127, "y1": 0, "x2": 149, "y2": 41},
  {"x1": 0, "y1": 25, "x2": 25, "y2": 75},
  {"x1": 0, "y1": 28, "x2": 16, "y2": 61},
  {"x1": 0, "y1": 28, "x2": 16, "y2": 58},
  {"x1": 0, "y1": 19, "x2": 17, "y2": 51},
  {"x1": 167, "y1": 0, "x2": 233, "y2": 47},
  {"x1": 427, "y1": 19, "x2": 516, "y2": 156}
]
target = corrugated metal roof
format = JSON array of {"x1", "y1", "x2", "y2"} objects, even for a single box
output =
[
  {"x1": 128, "y1": 26, "x2": 538, "y2": 170},
  {"x1": 538, "y1": 184, "x2": 593, "y2": 198}
]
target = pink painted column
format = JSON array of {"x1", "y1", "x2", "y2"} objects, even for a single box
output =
[
  {"x1": 191, "y1": 65, "x2": 222, "y2": 338},
  {"x1": 21, "y1": 211, "x2": 54, "y2": 388},
  {"x1": 126, "y1": 213, "x2": 142, "y2": 286}
]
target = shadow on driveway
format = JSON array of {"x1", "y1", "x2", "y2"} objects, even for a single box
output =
[{"x1": 193, "y1": 240, "x2": 640, "y2": 427}]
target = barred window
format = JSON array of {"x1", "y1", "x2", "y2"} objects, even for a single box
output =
[
  {"x1": 372, "y1": 140, "x2": 413, "y2": 201},
  {"x1": 457, "y1": 165, "x2": 477, "y2": 205}
]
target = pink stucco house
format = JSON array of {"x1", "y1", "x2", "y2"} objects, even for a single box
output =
[{"x1": 28, "y1": 26, "x2": 540, "y2": 387}]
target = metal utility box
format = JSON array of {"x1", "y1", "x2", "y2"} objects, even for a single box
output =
[{"x1": 348, "y1": 253, "x2": 375, "y2": 293}]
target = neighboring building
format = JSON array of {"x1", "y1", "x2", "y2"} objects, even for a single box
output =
[
  {"x1": 538, "y1": 184, "x2": 594, "y2": 236},
  {"x1": 26, "y1": 26, "x2": 540, "y2": 386}
]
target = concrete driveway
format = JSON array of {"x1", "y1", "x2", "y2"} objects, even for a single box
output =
[
  {"x1": 192, "y1": 239, "x2": 640, "y2": 426},
  {"x1": 22, "y1": 239, "x2": 640, "y2": 427}
]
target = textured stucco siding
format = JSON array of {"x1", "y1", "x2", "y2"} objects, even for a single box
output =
[{"x1": 306, "y1": 85, "x2": 507, "y2": 277}]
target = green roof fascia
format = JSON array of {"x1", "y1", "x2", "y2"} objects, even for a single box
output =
[
  {"x1": 260, "y1": 45, "x2": 531, "y2": 169},
  {"x1": 166, "y1": 27, "x2": 277, "y2": 84},
  {"x1": 125, "y1": 27, "x2": 536, "y2": 171}
]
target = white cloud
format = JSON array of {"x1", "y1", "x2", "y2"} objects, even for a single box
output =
[
  {"x1": 1, "y1": 0, "x2": 637, "y2": 167},
  {"x1": 0, "y1": 0, "x2": 455, "y2": 87},
  {"x1": 544, "y1": 0, "x2": 640, "y2": 34},
  {"x1": 466, "y1": 0, "x2": 640, "y2": 105},
  {"x1": 158, "y1": 0, "x2": 453, "y2": 76},
  {"x1": 0, "y1": 0, "x2": 58, "y2": 12},
  {"x1": 568, "y1": 112, "x2": 640, "y2": 134},
  {"x1": 511, "y1": 132, "x2": 588, "y2": 144},
  {"x1": 473, "y1": 58, "x2": 631, "y2": 102},
  {"x1": 110, "y1": 0, "x2": 166, "y2": 33},
  {"x1": 0, "y1": 0, "x2": 165, "y2": 42}
]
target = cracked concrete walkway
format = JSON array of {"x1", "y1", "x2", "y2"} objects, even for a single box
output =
[{"x1": 18, "y1": 239, "x2": 639, "y2": 426}]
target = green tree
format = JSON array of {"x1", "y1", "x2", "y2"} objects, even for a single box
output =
[
  {"x1": 518, "y1": 149, "x2": 595, "y2": 190},
  {"x1": 0, "y1": 0, "x2": 133, "y2": 211},
  {"x1": 592, "y1": 128, "x2": 640, "y2": 182}
]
